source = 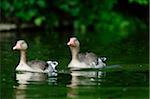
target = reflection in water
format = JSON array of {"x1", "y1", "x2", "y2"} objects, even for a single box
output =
[
  {"x1": 67, "y1": 69, "x2": 149, "y2": 98},
  {"x1": 15, "y1": 88, "x2": 26, "y2": 99},
  {"x1": 14, "y1": 69, "x2": 105, "y2": 99},
  {"x1": 14, "y1": 72, "x2": 57, "y2": 99},
  {"x1": 4, "y1": 67, "x2": 149, "y2": 99},
  {"x1": 67, "y1": 69, "x2": 105, "y2": 98},
  {"x1": 16, "y1": 72, "x2": 48, "y2": 85},
  {"x1": 69, "y1": 70, "x2": 103, "y2": 87}
]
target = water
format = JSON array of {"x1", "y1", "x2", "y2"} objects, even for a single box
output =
[{"x1": 0, "y1": 31, "x2": 149, "y2": 99}]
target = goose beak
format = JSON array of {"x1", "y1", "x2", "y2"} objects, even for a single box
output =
[
  {"x1": 67, "y1": 39, "x2": 76, "y2": 47},
  {"x1": 67, "y1": 42, "x2": 71, "y2": 45},
  {"x1": 13, "y1": 43, "x2": 21, "y2": 50},
  {"x1": 13, "y1": 46, "x2": 16, "y2": 50}
]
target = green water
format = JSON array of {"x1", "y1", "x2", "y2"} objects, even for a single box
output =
[{"x1": 0, "y1": 32, "x2": 149, "y2": 99}]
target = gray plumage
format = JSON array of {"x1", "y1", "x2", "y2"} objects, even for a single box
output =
[
  {"x1": 27, "y1": 60, "x2": 48, "y2": 70},
  {"x1": 78, "y1": 52, "x2": 98, "y2": 66}
]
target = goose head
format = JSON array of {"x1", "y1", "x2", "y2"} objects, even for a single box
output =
[
  {"x1": 67, "y1": 37, "x2": 80, "y2": 48},
  {"x1": 13, "y1": 40, "x2": 28, "y2": 51}
]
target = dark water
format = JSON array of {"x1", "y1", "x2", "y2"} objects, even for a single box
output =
[{"x1": 0, "y1": 31, "x2": 149, "y2": 99}]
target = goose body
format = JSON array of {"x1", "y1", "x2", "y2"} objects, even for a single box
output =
[
  {"x1": 13, "y1": 40, "x2": 57, "y2": 73},
  {"x1": 67, "y1": 37, "x2": 106, "y2": 69}
]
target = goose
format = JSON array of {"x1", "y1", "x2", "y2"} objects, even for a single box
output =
[
  {"x1": 67, "y1": 37, "x2": 106, "y2": 69},
  {"x1": 13, "y1": 40, "x2": 58, "y2": 73}
]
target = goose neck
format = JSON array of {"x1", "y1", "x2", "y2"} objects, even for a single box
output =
[
  {"x1": 19, "y1": 50, "x2": 27, "y2": 64},
  {"x1": 70, "y1": 47, "x2": 79, "y2": 60}
]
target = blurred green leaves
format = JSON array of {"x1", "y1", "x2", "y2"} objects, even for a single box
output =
[
  {"x1": 129, "y1": 0, "x2": 149, "y2": 5},
  {"x1": 34, "y1": 16, "x2": 45, "y2": 26},
  {"x1": 1, "y1": 1, "x2": 11, "y2": 11},
  {"x1": 1, "y1": 0, "x2": 148, "y2": 44},
  {"x1": 16, "y1": 9, "x2": 38, "y2": 21},
  {"x1": 96, "y1": 12, "x2": 136, "y2": 44},
  {"x1": 1, "y1": 0, "x2": 47, "y2": 24}
]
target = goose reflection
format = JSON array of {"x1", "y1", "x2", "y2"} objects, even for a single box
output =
[
  {"x1": 67, "y1": 69, "x2": 105, "y2": 98},
  {"x1": 14, "y1": 72, "x2": 58, "y2": 99}
]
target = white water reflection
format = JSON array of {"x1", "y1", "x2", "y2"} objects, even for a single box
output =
[
  {"x1": 67, "y1": 69, "x2": 104, "y2": 98},
  {"x1": 16, "y1": 72, "x2": 48, "y2": 85},
  {"x1": 14, "y1": 72, "x2": 57, "y2": 99},
  {"x1": 69, "y1": 70, "x2": 104, "y2": 87}
]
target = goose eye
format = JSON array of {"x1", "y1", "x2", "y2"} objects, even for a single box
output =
[{"x1": 21, "y1": 42, "x2": 25, "y2": 44}]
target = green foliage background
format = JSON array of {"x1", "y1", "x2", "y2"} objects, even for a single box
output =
[{"x1": 1, "y1": 0, "x2": 148, "y2": 44}]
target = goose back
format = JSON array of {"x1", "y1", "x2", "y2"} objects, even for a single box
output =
[
  {"x1": 78, "y1": 52, "x2": 98, "y2": 66},
  {"x1": 27, "y1": 60, "x2": 48, "y2": 70}
]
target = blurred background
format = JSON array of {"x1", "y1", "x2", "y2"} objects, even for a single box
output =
[
  {"x1": 1, "y1": 0, "x2": 148, "y2": 65},
  {"x1": 0, "y1": 0, "x2": 149, "y2": 99}
]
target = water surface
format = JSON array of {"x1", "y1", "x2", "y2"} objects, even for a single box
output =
[{"x1": 0, "y1": 31, "x2": 149, "y2": 99}]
